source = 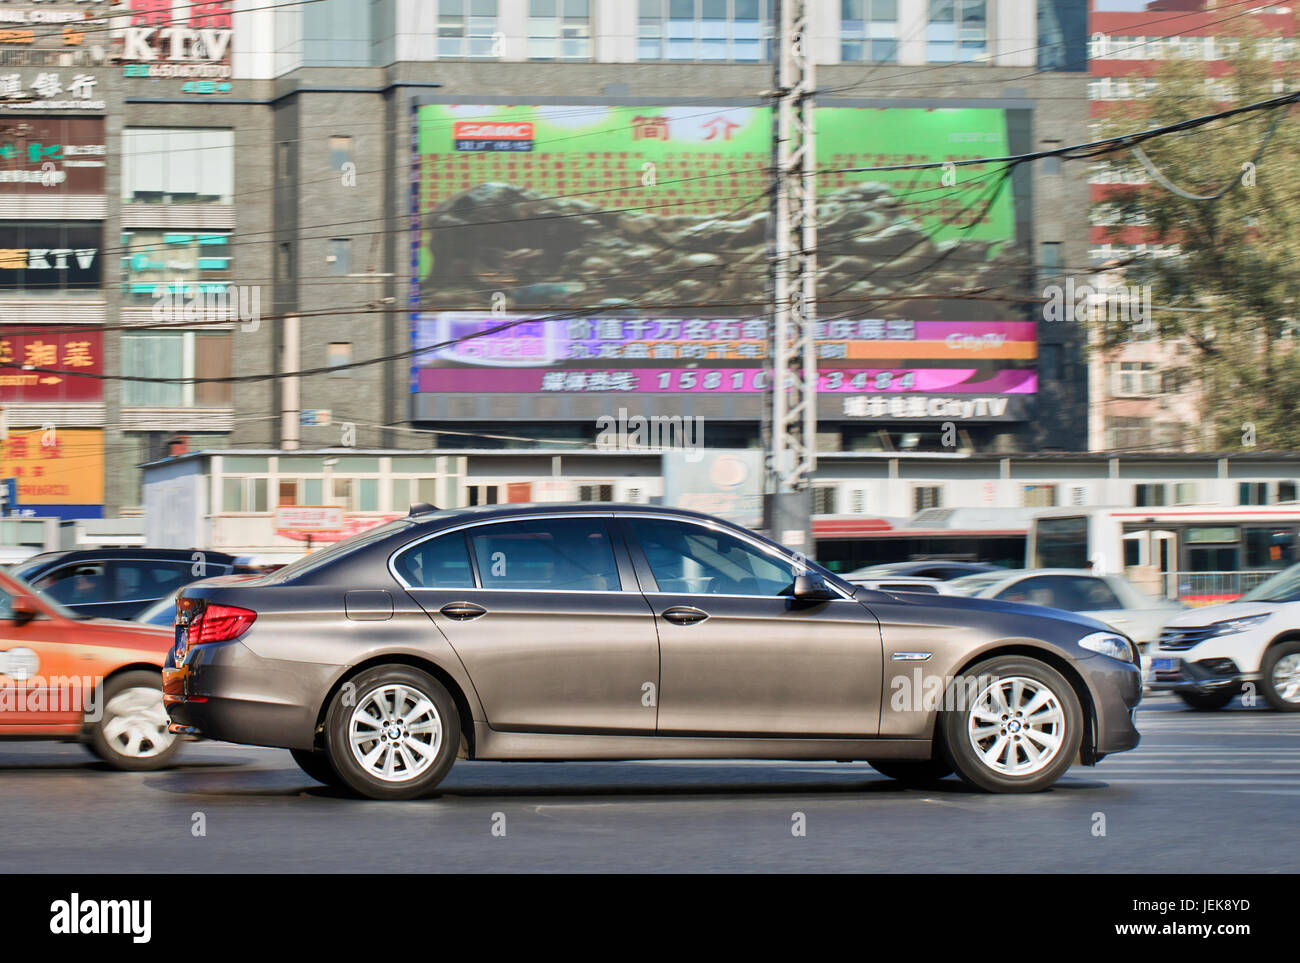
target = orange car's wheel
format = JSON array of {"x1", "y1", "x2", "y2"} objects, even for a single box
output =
[{"x1": 86, "y1": 670, "x2": 183, "y2": 771}]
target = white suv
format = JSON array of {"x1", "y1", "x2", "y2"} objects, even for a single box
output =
[{"x1": 1149, "y1": 565, "x2": 1300, "y2": 711}]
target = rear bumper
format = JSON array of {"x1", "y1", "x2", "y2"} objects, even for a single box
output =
[{"x1": 163, "y1": 639, "x2": 335, "y2": 751}]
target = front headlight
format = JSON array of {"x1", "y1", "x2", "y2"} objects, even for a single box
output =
[
  {"x1": 1078, "y1": 631, "x2": 1136, "y2": 663},
  {"x1": 1207, "y1": 613, "x2": 1270, "y2": 637}
]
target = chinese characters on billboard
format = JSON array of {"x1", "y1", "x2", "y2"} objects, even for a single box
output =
[
  {"x1": 410, "y1": 102, "x2": 1034, "y2": 422},
  {"x1": 0, "y1": 428, "x2": 104, "y2": 514},
  {"x1": 0, "y1": 117, "x2": 106, "y2": 194},
  {"x1": 0, "y1": 328, "x2": 102, "y2": 403}
]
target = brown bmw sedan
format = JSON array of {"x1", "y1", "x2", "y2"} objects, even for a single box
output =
[{"x1": 163, "y1": 504, "x2": 1141, "y2": 800}]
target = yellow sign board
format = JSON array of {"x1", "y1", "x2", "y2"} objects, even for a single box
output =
[{"x1": 0, "y1": 428, "x2": 103, "y2": 506}]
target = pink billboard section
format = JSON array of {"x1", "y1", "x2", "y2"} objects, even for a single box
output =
[{"x1": 415, "y1": 368, "x2": 1038, "y2": 394}]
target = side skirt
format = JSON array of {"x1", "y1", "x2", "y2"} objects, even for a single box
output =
[{"x1": 472, "y1": 723, "x2": 934, "y2": 762}]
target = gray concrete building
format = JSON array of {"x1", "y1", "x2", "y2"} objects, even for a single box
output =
[{"x1": 0, "y1": 0, "x2": 1093, "y2": 519}]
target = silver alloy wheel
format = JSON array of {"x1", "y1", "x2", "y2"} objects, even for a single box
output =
[
  {"x1": 967, "y1": 675, "x2": 1066, "y2": 777},
  {"x1": 349, "y1": 683, "x2": 442, "y2": 783},
  {"x1": 101, "y1": 686, "x2": 176, "y2": 759},
  {"x1": 1271, "y1": 653, "x2": 1300, "y2": 703}
]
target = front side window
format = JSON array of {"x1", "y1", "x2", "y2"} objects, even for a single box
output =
[
  {"x1": 470, "y1": 518, "x2": 621, "y2": 591},
  {"x1": 35, "y1": 562, "x2": 108, "y2": 605},
  {"x1": 629, "y1": 516, "x2": 796, "y2": 596}
]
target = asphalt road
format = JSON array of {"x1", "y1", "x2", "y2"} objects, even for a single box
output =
[{"x1": 1, "y1": 692, "x2": 1296, "y2": 873}]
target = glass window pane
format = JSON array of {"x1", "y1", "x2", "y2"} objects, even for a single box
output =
[
  {"x1": 395, "y1": 535, "x2": 476, "y2": 589},
  {"x1": 629, "y1": 517, "x2": 796, "y2": 597},
  {"x1": 471, "y1": 518, "x2": 620, "y2": 591}
]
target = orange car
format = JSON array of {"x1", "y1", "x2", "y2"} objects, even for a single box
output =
[{"x1": 0, "y1": 566, "x2": 180, "y2": 770}]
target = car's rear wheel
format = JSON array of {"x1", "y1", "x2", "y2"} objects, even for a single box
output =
[
  {"x1": 1260, "y1": 642, "x2": 1300, "y2": 712},
  {"x1": 289, "y1": 748, "x2": 345, "y2": 787},
  {"x1": 324, "y1": 665, "x2": 459, "y2": 800},
  {"x1": 941, "y1": 656, "x2": 1082, "y2": 793},
  {"x1": 1177, "y1": 688, "x2": 1237, "y2": 711},
  {"x1": 86, "y1": 670, "x2": 183, "y2": 771},
  {"x1": 867, "y1": 758, "x2": 953, "y2": 785}
]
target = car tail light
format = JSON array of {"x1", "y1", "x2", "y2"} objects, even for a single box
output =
[{"x1": 188, "y1": 603, "x2": 257, "y2": 646}]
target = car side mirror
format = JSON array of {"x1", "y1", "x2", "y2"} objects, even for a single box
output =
[
  {"x1": 10, "y1": 595, "x2": 37, "y2": 625},
  {"x1": 793, "y1": 573, "x2": 836, "y2": 601}
]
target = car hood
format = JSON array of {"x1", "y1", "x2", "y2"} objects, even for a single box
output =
[
  {"x1": 857, "y1": 586, "x2": 1114, "y2": 635},
  {"x1": 1162, "y1": 600, "x2": 1278, "y2": 628}
]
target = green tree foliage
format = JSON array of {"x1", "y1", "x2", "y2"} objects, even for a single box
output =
[{"x1": 1094, "y1": 40, "x2": 1300, "y2": 448}]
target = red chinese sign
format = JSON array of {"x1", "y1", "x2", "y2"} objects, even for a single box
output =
[{"x1": 0, "y1": 329, "x2": 102, "y2": 403}]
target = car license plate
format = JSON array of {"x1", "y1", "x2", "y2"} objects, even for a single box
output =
[{"x1": 1152, "y1": 658, "x2": 1179, "y2": 671}]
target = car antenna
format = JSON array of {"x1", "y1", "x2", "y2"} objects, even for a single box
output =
[{"x1": 409, "y1": 502, "x2": 438, "y2": 516}]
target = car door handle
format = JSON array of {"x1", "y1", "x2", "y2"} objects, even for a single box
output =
[
  {"x1": 661, "y1": 605, "x2": 709, "y2": 626},
  {"x1": 439, "y1": 601, "x2": 487, "y2": 621}
]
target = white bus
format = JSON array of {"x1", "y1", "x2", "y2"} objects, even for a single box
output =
[{"x1": 1027, "y1": 506, "x2": 1300, "y2": 605}]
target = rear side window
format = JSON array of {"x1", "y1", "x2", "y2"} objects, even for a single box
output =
[
  {"x1": 114, "y1": 560, "x2": 209, "y2": 601},
  {"x1": 394, "y1": 534, "x2": 476, "y2": 589},
  {"x1": 469, "y1": 518, "x2": 621, "y2": 591}
]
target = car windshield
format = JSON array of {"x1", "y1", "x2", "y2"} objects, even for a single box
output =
[
  {"x1": 947, "y1": 572, "x2": 1008, "y2": 596},
  {"x1": 135, "y1": 591, "x2": 180, "y2": 626},
  {"x1": 1236, "y1": 563, "x2": 1300, "y2": 603},
  {"x1": 4, "y1": 571, "x2": 83, "y2": 621}
]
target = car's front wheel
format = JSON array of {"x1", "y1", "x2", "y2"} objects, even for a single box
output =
[
  {"x1": 86, "y1": 670, "x2": 183, "y2": 771},
  {"x1": 324, "y1": 665, "x2": 459, "y2": 800},
  {"x1": 868, "y1": 758, "x2": 954, "y2": 785},
  {"x1": 1261, "y1": 641, "x2": 1300, "y2": 712},
  {"x1": 941, "y1": 656, "x2": 1083, "y2": 793}
]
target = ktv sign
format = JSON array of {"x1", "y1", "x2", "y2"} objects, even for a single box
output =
[{"x1": 119, "y1": 0, "x2": 232, "y2": 79}]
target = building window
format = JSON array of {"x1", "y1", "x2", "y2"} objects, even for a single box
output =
[
  {"x1": 577, "y1": 483, "x2": 613, "y2": 502},
  {"x1": 1239, "y1": 482, "x2": 1269, "y2": 506},
  {"x1": 528, "y1": 0, "x2": 591, "y2": 60},
  {"x1": 328, "y1": 135, "x2": 353, "y2": 172},
  {"x1": 1134, "y1": 483, "x2": 1166, "y2": 507},
  {"x1": 840, "y1": 0, "x2": 897, "y2": 63},
  {"x1": 1036, "y1": 0, "x2": 1087, "y2": 71},
  {"x1": 1175, "y1": 482, "x2": 1199, "y2": 505},
  {"x1": 277, "y1": 242, "x2": 292, "y2": 281},
  {"x1": 1115, "y1": 361, "x2": 1159, "y2": 396},
  {"x1": 927, "y1": 0, "x2": 986, "y2": 62},
  {"x1": 328, "y1": 238, "x2": 351, "y2": 276},
  {"x1": 1280, "y1": 481, "x2": 1298, "y2": 503},
  {"x1": 1022, "y1": 484, "x2": 1057, "y2": 508},
  {"x1": 912, "y1": 486, "x2": 942, "y2": 512},
  {"x1": 639, "y1": 0, "x2": 770, "y2": 62},
  {"x1": 439, "y1": 0, "x2": 500, "y2": 58},
  {"x1": 328, "y1": 342, "x2": 352, "y2": 377},
  {"x1": 121, "y1": 331, "x2": 233, "y2": 407},
  {"x1": 222, "y1": 477, "x2": 268, "y2": 513},
  {"x1": 0, "y1": 221, "x2": 101, "y2": 299},
  {"x1": 812, "y1": 485, "x2": 838, "y2": 515},
  {"x1": 120, "y1": 231, "x2": 232, "y2": 306},
  {"x1": 122, "y1": 128, "x2": 233, "y2": 205}
]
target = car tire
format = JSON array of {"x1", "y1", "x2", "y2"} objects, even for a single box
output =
[
  {"x1": 1177, "y1": 688, "x2": 1237, "y2": 711},
  {"x1": 290, "y1": 748, "x2": 346, "y2": 788},
  {"x1": 868, "y1": 758, "x2": 954, "y2": 785},
  {"x1": 324, "y1": 665, "x2": 459, "y2": 800},
  {"x1": 86, "y1": 670, "x2": 183, "y2": 772},
  {"x1": 1260, "y1": 641, "x2": 1300, "y2": 712},
  {"x1": 940, "y1": 655, "x2": 1083, "y2": 793}
]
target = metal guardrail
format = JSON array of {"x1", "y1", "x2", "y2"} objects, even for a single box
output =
[{"x1": 1172, "y1": 570, "x2": 1274, "y2": 601}]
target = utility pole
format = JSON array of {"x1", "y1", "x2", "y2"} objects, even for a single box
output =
[
  {"x1": 281, "y1": 314, "x2": 300, "y2": 451},
  {"x1": 763, "y1": 0, "x2": 818, "y2": 551}
]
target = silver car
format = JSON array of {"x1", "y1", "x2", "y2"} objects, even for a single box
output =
[{"x1": 164, "y1": 504, "x2": 1142, "y2": 800}]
